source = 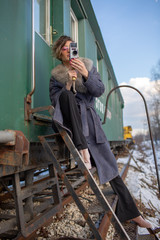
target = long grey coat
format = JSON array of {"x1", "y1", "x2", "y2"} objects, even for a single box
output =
[{"x1": 49, "y1": 58, "x2": 119, "y2": 184}]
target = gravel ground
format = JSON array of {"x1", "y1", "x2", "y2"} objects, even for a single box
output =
[
  {"x1": 1, "y1": 145, "x2": 159, "y2": 240},
  {"x1": 34, "y1": 149, "x2": 160, "y2": 240},
  {"x1": 35, "y1": 185, "x2": 100, "y2": 239},
  {"x1": 34, "y1": 174, "x2": 117, "y2": 240}
]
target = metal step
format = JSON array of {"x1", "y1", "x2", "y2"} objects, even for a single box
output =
[
  {"x1": 113, "y1": 222, "x2": 138, "y2": 240},
  {"x1": 138, "y1": 234, "x2": 156, "y2": 240}
]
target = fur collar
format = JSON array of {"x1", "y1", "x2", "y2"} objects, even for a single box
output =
[{"x1": 51, "y1": 57, "x2": 93, "y2": 93}]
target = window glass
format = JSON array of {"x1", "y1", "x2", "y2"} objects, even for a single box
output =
[
  {"x1": 70, "y1": 8, "x2": 78, "y2": 43},
  {"x1": 96, "y1": 43, "x2": 103, "y2": 80},
  {"x1": 96, "y1": 60, "x2": 99, "y2": 72},
  {"x1": 34, "y1": 0, "x2": 50, "y2": 44}
]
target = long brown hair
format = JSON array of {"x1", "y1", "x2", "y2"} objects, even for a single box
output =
[{"x1": 52, "y1": 35, "x2": 73, "y2": 61}]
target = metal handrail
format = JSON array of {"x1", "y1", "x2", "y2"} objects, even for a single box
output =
[
  {"x1": 26, "y1": 0, "x2": 35, "y2": 102},
  {"x1": 102, "y1": 85, "x2": 160, "y2": 195}
]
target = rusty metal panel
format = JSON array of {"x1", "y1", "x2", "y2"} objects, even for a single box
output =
[
  {"x1": 0, "y1": 165, "x2": 62, "y2": 238},
  {"x1": 21, "y1": 177, "x2": 56, "y2": 200},
  {"x1": 0, "y1": 131, "x2": 29, "y2": 167},
  {"x1": 12, "y1": 173, "x2": 26, "y2": 234},
  {"x1": 0, "y1": 151, "x2": 22, "y2": 166}
]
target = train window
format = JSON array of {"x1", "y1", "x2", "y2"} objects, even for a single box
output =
[
  {"x1": 97, "y1": 59, "x2": 103, "y2": 77},
  {"x1": 96, "y1": 42, "x2": 103, "y2": 73},
  {"x1": 96, "y1": 60, "x2": 99, "y2": 72},
  {"x1": 34, "y1": 0, "x2": 50, "y2": 44},
  {"x1": 70, "y1": 8, "x2": 78, "y2": 43}
]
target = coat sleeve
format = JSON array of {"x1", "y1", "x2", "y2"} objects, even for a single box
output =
[
  {"x1": 49, "y1": 76, "x2": 64, "y2": 107},
  {"x1": 83, "y1": 66, "x2": 105, "y2": 97}
]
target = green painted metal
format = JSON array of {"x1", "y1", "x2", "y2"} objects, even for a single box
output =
[
  {"x1": 84, "y1": 20, "x2": 97, "y2": 66},
  {"x1": 93, "y1": 57, "x2": 123, "y2": 140},
  {"x1": 34, "y1": 32, "x2": 53, "y2": 108},
  {"x1": 71, "y1": 0, "x2": 86, "y2": 19},
  {"x1": 52, "y1": 0, "x2": 71, "y2": 67},
  {"x1": 0, "y1": 0, "x2": 32, "y2": 132},
  {"x1": 52, "y1": 0, "x2": 70, "y2": 41},
  {"x1": 52, "y1": 0, "x2": 64, "y2": 47},
  {"x1": 0, "y1": 0, "x2": 124, "y2": 142},
  {"x1": 78, "y1": 18, "x2": 97, "y2": 65},
  {"x1": 78, "y1": 19, "x2": 86, "y2": 57},
  {"x1": 0, "y1": 0, "x2": 53, "y2": 141}
]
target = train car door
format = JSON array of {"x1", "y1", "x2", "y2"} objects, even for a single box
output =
[{"x1": 33, "y1": 0, "x2": 53, "y2": 108}]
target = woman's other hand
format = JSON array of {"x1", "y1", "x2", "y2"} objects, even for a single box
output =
[
  {"x1": 68, "y1": 69, "x2": 77, "y2": 81},
  {"x1": 70, "y1": 59, "x2": 88, "y2": 80},
  {"x1": 66, "y1": 69, "x2": 77, "y2": 90}
]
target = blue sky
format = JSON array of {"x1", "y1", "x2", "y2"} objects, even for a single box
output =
[
  {"x1": 90, "y1": 0, "x2": 160, "y2": 84},
  {"x1": 90, "y1": 0, "x2": 160, "y2": 135}
]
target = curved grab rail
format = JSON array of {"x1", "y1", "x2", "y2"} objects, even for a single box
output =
[{"x1": 102, "y1": 85, "x2": 160, "y2": 195}]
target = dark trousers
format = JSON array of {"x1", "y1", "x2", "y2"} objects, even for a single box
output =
[
  {"x1": 58, "y1": 90, "x2": 140, "y2": 222},
  {"x1": 110, "y1": 175, "x2": 140, "y2": 222},
  {"x1": 59, "y1": 90, "x2": 88, "y2": 150}
]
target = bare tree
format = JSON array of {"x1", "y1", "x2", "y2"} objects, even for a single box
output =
[
  {"x1": 152, "y1": 59, "x2": 160, "y2": 82},
  {"x1": 149, "y1": 60, "x2": 160, "y2": 143},
  {"x1": 134, "y1": 133, "x2": 144, "y2": 145},
  {"x1": 150, "y1": 98, "x2": 160, "y2": 143}
]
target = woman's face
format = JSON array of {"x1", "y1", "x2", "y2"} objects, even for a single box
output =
[{"x1": 60, "y1": 40, "x2": 72, "y2": 63}]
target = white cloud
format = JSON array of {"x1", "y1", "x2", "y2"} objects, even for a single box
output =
[{"x1": 120, "y1": 77, "x2": 158, "y2": 136}]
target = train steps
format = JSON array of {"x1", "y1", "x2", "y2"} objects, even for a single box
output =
[
  {"x1": 113, "y1": 224, "x2": 158, "y2": 240},
  {"x1": 86, "y1": 182, "x2": 159, "y2": 240},
  {"x1": 40, "y1": 131, "x2": 130, "y2": 240},
  {"x1": 39, "y1": 121, "x2": 159, "y2": 240},
  {"x1": 138, "y1": 235, "x2": 157, "y2": 240}
]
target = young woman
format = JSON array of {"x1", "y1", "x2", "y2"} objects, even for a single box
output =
[{"x1": 49, "y1": 35, "x2": 151, "y2": 228}]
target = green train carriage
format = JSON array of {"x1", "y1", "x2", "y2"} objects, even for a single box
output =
[
  {"x1": 0, "y1": 0, "x2": 124, "y2": 143},
  {"x1": 0, "y1": 0, "x2": 125, "y2": 238}
]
